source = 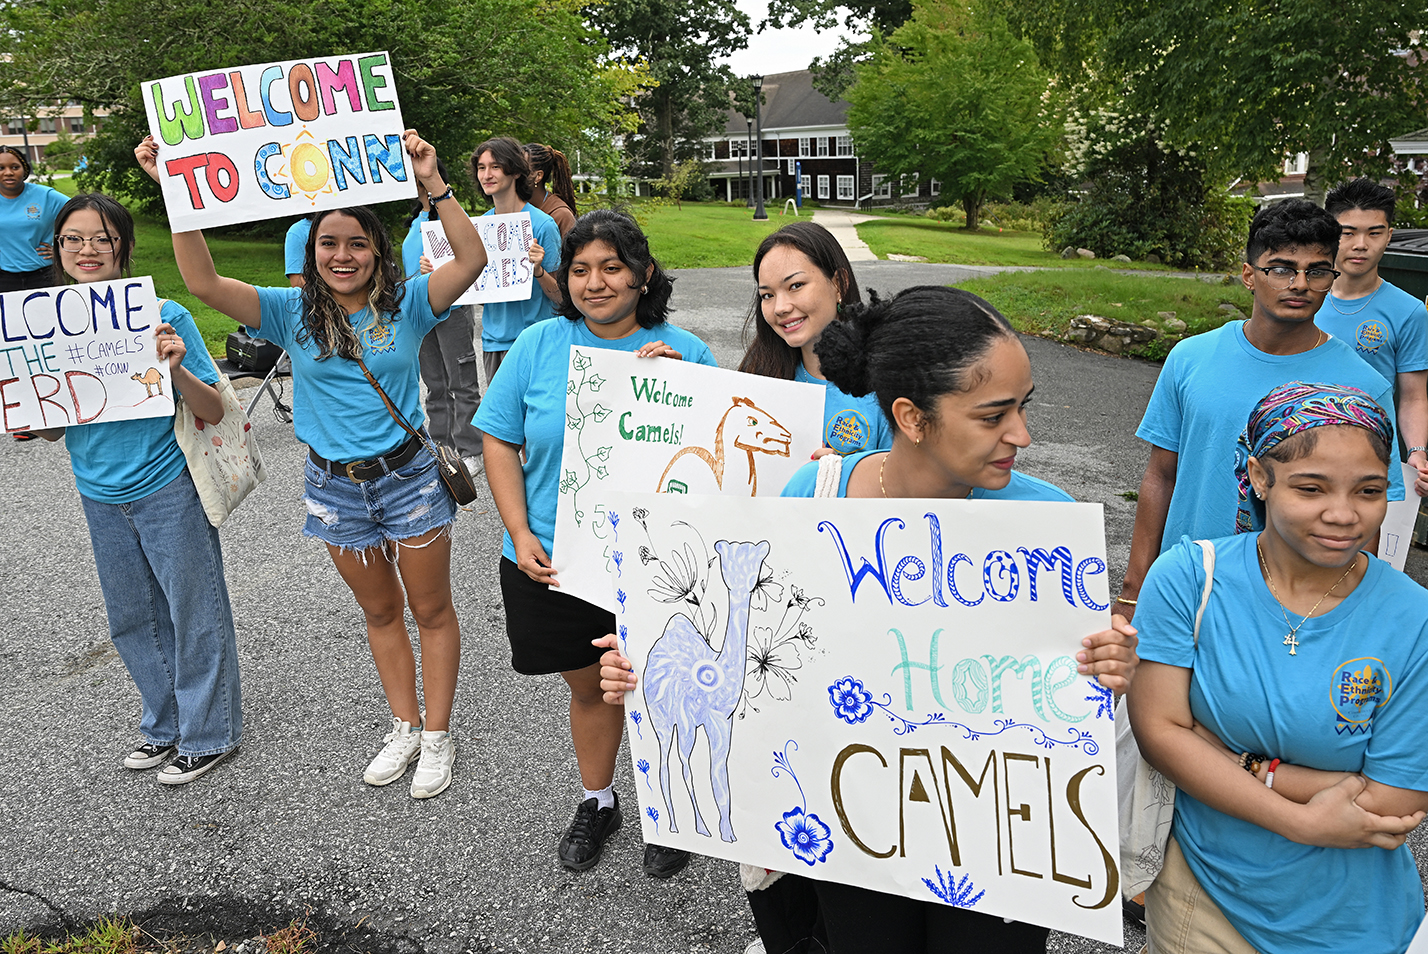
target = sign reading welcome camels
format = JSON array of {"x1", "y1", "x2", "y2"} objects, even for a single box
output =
[
  {"x1": 604, "y1": 491, "x2": 1122, "y2": 946},
  {"x1": 551, "y1": 347, "x2": 824, "y2": 611}
]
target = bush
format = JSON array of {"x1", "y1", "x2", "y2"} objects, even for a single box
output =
[{"x1": 925, "y1": 197, "x2": 1062, "y2": 233}]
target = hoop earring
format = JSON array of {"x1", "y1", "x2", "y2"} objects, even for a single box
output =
[{"x1": 641, "y1": 284, "x2": 648, "y2": 295}]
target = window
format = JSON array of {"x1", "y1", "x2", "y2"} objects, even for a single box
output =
[
  {"x1": 798, "y1": 137, "x2": 810, "y2": 157},
  {"x1": 70, "y1": 117, "x2": 84, "y2": 134},
  {"x1": 872, "y1": 175, "x2": 891, "y2": 198},
  {"x1": 837, "y1": 175, "x2": 855, "y2": 200},
  {"x1": 899, "y1": 173, "x2": 919, "y2": 196},
  {"x1": 930, "y1": 178, "x2": 941, "y2": 197},
  {"x1": 817, "y1": 137, "x2": 829, "y2": 157},
  {"x1": 786, "y1": 159, "x2": 796, "y2": 175},
  {"x1": 800, "y1": 174, "x2": 811, "y2": 197},
  {"x1": 817, "y1": 175, "x2": 830, "y2": 199},
  {"x1": 6, "y1": 119, "x2": 23, "y2": 135},
  {"x1": 836, "y1": 135, "x2": 853, "y2": 156},
  {"x1": 1284, "y1": 153, "x2": 1308, "y2": 175},
  {"x1": 39, "y1": 118, "x2": 55, "y2": 134},
  {"x1": 705, "y1": 141, "x2": 716, "y2": 160}
]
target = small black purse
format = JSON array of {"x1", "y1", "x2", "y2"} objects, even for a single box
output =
[{"x1": 356, "y1": 358, "x2": 480, "y2": 505}]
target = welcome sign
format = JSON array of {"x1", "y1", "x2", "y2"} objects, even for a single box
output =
[
  {"x1": 144, "y1": 52, "x2": 410, "y2": 231},
  {"x1": 421, "y1": 212, "x2": 534, "y2": 305},
  {"x1": 604, "y1": 491, "x2": 1122, "y2": 946}
]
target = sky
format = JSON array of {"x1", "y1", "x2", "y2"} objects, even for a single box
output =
[{"x1": 718, "y1": 0, "x2": 866, "y2": 77}]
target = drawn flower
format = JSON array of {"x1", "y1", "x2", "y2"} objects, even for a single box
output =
[
  {"x1": 649, "y1": 543, "x2": 701, "y2": 605},
  {"x1": 828, "y1": 677, "x2": 874, "y2": 724},
  {"x1": 629, "y1": 709, "x2": 643, "y2": 738},
  {"x1": 638, "y1": 546, "x2": 658, "y2": 565},
  {"x1": 637, "y1": 759, "x2": 652, "y2": 789},
  {"x1": 793, "y1": 622, "x2": 816, "y2": 646},
  {"x1": 646, "y1": 805, "x2": 660, "y2": 832},
  {"x1": 776, "y1": 807, "x2": 833, "y2": 866},
  {"x1": 923, "y1": 867, "x2": 984, "y2": 908},
  {"x1": 609, "y1": 511, "x2": 620, "y2": 532},
  {"x1": 745, "y1": 626, "x2": 801, "y2": 701},
  {"x1": 632, "y1": 507, "x2": 649, "y2": 530},
  {"x1": 787, "y1": 586, "x2": 825, "y2": 611},
  {"x1": 612, "y1": 551, "x2": 624, "y2": 575},
  {"x1": 1085, "y1": 681, "x2": 1115, "y2": 720},
  {"x1": 749, "y1": 564, "x2": 784, "y2": 612},
  {"x1": 618, "y1": 624, "x2": 629, "y2": 648},
  {"x1": 616, "y1": 589, "x2": 627, "y2": 610}
]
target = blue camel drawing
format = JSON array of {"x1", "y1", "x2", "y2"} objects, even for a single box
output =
[{"x1": 643, "y1": 538, "x2": 768, "y2": 842}]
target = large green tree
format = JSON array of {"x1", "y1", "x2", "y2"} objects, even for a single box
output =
[
  {"x1": 845, "y1": 0, "x2": 1060, "y2": 229},
  {"x1": 2, "y1": 0, "x2": 643, "y2": 213},
  {"x1": 761, "y1": 0, "x2": 910, "y2": 100}
]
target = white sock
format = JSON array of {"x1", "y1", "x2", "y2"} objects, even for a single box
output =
[{"x1": 583, "y1": 784, "x2": 615, "y2": 810}]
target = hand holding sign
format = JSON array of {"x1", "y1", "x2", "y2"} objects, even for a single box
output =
[{"x1": 421, "y1": 212, "x2": 535, "y2": 305}]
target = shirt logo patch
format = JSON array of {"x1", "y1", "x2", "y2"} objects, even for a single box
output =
[
  {"x1": 1355, "y1": 320, "x2": 1386, "y2": 354},
  {"x1": 25, "y1": 203, "x2": 40, "y2": 220},
  {"x1": 1330, "y1": 657, "x2": 1392, "y2": 734},
  {"x1": 364, "y1": 322, "x2": 397, "y2": 354},
  {"x1": 828, "y1": 409, "x2": 870, "y2": 453}
]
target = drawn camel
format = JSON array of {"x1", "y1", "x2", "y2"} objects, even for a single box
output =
[
  {"x1": 643, "y1": 538, "x2": 768, "y2": 843},
  {"x1": 656, "y1": 397, "x2": 791, "y2": 495},
  {"x1": 131, "y1": 367, "x2": 164, "y2": 399}
]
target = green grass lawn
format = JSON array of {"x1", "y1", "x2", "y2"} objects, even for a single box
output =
[
  {"x1": 955, "y1": 269, "x2": 1254, "y2": 360},
  {"x1": 856, "y1": 217, "x2": 1180, "y2": 270},
  {"x1": 636, "y1": 200, "x2": 787, "y2": 269}
]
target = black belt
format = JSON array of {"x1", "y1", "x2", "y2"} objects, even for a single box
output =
[{"x1": 309, "y1": 434, "x2": 422, "y2": 482}]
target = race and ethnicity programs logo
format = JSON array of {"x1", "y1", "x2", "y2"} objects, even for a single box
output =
[
  {"x1": 363, "y1": 321, "x2": 397, "y2": 355},
  {"x1": 1330, "y1": 657, "x2": 1392, "y2": 735},
  {"x1": 828, "y1": 409, "x2": 870, "y2": 453},
  {"x1": 1355, "y1": 320, "x2": 1386, "y2": 354}
]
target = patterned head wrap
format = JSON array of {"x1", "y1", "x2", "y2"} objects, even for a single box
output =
[{"x1": 1234, "y1": 381, "x2": 1394, "y2": 533}]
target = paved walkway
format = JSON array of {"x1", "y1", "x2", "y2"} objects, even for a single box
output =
[{"x1": 810, "y1": 208, "x2": 880, "y2": 261}]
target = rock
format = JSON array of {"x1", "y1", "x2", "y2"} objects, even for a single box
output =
[
  {"x1": 1112, "y1": 254, "x2": 1132, "y2": 263},
  {"x1": 1162, "y1": 318, "x2": 1187, "y2": 334},
  {"x1": 887, "y1": 253, "x2": 930, "y2": 262},
  {"x1": 1145, "y1": 253, "x2": 1162, "y2": 264},
  {"x1": 1061, "y1": 246, "x2": 1077, "y2": 259},
  {"x1": 1067, "y1": 314, "x2": 1159, "y2": 352},
  {"x1": 1217, "y1": 303, "x2": 1247, "y2": 320},
  {"x1": 1076, "y1": 248, "x2": 1096, "y2": 259},
  {"x1": 1156, "y1": 311, "x2": 1177, "y2": 321}
]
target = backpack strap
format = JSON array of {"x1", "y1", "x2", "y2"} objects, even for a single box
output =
[{"x1": 1191, "y1": 539, "x2": 1216, "y2": 646}]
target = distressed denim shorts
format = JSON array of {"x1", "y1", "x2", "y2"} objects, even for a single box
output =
[{"x1": 302, "y1": 444, "x2": 457, "y2": 553}]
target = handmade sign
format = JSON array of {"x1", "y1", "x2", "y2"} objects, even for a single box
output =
[
  {"x1": 0, "y1": 277, "x2": 171, "y2": 432},
  {"x1": 420, "y1": 212, "x2": 533, "y2": 305},
  {"x1": 144, "y1": 52, "x2": 409, "y2": 231},
  {"x1": 604, "y1": 491, "x2": 1122, "y2": 946},
  {"x1": 554, "y1": 348, "x2": 824, "y2": 611},
  {"x1": 1377, "y1": 463, "x2": 1419, "y2": 572}
]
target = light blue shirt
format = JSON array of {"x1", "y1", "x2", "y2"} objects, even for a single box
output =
[
  {"x1": 795, "y1": 363, "x2": 895, "y2": 455},
  {"x1": 479, "y1": 203, "x2": 562, "y2": 353},
  {"x1": 283, "y1": 218, "x2": 311, "y2": 277},
  {"x1": 1136, "y1": 533, "x2": 1428, "y2": 954},
  {"x1": 65, "y1": 300, "x2": 219, "y2": 503},
  {"x1": 255, "y1": 274, "x2": 447, "y2": 461},
  {"x1": 1136, "y1": 320, "x2": 1403, "y2": 550},
  {"x1": 0, "y1": 182, "x2": 67, "y2": 272},
  {"x1": 1315, "y1": 280, "x2": 1428, "y2": 384},
  {"x1": 781, "y1": 450, "x2": 1074, "y2": 501},
  {"x1": 474, "y1": 317, "x2": 717, "y2": 563},
  {"x1": 401, "y1": 210, "x2": 429, "y2": 278}
]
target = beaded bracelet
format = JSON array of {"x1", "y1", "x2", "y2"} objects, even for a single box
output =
[
  {"x1": 1239, "y1": 751, "x2": 1269, "y2": 774},
  {"x1": 429, "y1": 184, "x2": 455, "y2": 205},
  {"x1": 1265, "y1": 758, "x2": 1281, "y2": 789}
]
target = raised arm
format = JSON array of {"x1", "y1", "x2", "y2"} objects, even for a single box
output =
[
  {"x1": 1117, "y1": 445, "x2": 1178, "y2": 621},
  {"x1": 135, "y1": 136, "x2": 262, "y2": 331},
  {"x1": 405, "y1": 130, "x2": 486, "y2": 314},
  {"x1": 1397, "y1": 370, "x2": 1428, "y2": 496}
]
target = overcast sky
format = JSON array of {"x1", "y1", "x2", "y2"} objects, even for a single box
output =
[{"x1": 718, "y1": 0, "x2": 867, "y2": 77}]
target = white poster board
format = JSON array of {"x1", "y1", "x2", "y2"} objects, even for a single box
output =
[
  {"x1": 143, "y1": 52, "x2": 409, "y2": 231},
  {"x1": 0, "y1": 277, "x2": 172, "y2": 432},
  {"x1": 605, "y1": 491, "x2": 1122, "y2": 946},
  {"x1": 1377, "y1": 463, "x2": 1420, "y2": 572},
  {"x1": 554, "y1": 348, "x2": 825, "y2": 611},
  {"x1": 420, "y1": 212, "x2": 533, "y2": 305}
]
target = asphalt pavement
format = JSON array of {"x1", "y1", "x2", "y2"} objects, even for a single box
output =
[{"x1": 3, "y1": 262, "x2": 1425, "y2": 952}]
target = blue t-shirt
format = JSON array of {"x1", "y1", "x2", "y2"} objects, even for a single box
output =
[
  {"x1": 283, "y1": 218, "x2": 311, "y2": 277},
  {"x1": 0, "y1": 182, "x2": 67, "y2": 272},
  {"x1": 65, "y1": 300, "x2": 219, "y2": 503},
  {"x1": 479, "y1": 203, "x2": 561, "y2": 352},
  {"x1": 255, "y1": 274, "x2": 447, "y2": 461},
  {"x1": 795, "y1": 363, "x2": 894, "y2": 455},
  {"x1": 1315, "y1": 280, "x2": 1428, "y2": 385},
  {"x1": 474, "y1": 317, "x2": 717, "y2": 563},
  {"x1": 780, "y1": 450, "x2": 1074, "y2": 501},
  {"x1": 401, "y1": 210, "x2": 429, "y2": 278},
  {"x1": 1136, "y1": 321, "x2": 1403, "y2": 550},
  {"x1": 1136, "y1": 534, "x2": 1428, "y2": 954}
]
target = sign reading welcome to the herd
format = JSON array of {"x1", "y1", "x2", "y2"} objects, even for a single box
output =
[
  {"x1": 144, "y1": 52, "x2": 410, "y2": 231},
  {"x1": 0, "y1": 277, "x2": 172, "y2": 432},
  {"x1": 605, "y1": 491, "x2": 1122, "y2": 946}
]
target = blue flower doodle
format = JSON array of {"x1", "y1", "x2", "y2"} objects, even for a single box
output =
[
  {"x1": 828, "y1": 677, "x2": 875, "y2": 724},
  {"x1": 609, "y1": 511, "x2": 620, "y2": 540},
  {"x1": 770, "y1": 740, "x2": 834, "y2": 866},
  {"x1": 924, "y1": 866, "x2": 984, "y2": 908},
  {"x1": 612, "y1": 550, "x2": 624, "y2": 577},
  {"x1": 637, "y1": 758, "x2": 652, "y2": 792},
  {"x1": 629, "y1": 708, "x2": 643, "y2": 739},
  {"x1": 1085, "y1": 681, "x2": 1114, "y2": 720},
  {"x1": 618, "y1": 624, "x2": 629, "y2": 651},
  {"x1": 646, "y1": 805, "x2": 660, "y2": 834},
  {"x1": 616, "y1": 589, "x2": 627, "y2": 612}
]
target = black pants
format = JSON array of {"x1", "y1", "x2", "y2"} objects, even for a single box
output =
[
  {"x1": 747, "y1": 875, "x2": 828, "y2": 954},
  {"x1": 0, "y1": 266, "x2": 53, "y2": 293},
  {"x1": 814, "y1": 880, "x2": 1049, "y2": 954}
]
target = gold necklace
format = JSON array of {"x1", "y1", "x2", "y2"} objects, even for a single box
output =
[
  {"x1": 1256, "y1": 538, "x2": 1358, "y2": 656},
  {"x1": 879, "y1": 454, "x2": 973, "y2": 499}
]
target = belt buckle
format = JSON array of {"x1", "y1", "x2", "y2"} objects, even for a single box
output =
[{"x1": 346, "y1": 461, "x2": 365, "y2": 482}]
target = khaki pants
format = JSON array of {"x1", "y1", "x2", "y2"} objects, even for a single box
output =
[{"x1": 1145, "y1": 836, "x2": 1259, "y2": 954}]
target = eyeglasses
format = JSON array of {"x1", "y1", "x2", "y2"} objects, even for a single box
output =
[
  {"x1": 57, "y1": 234, "x2": 116, "y2": 252},
  {"x1": 1249, "y1": 264, "x2": 1339, "y2": 291}
]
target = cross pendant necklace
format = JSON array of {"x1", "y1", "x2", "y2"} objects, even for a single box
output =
[
  {"x1": 1283, "y1": 631, "x2": 1300, "y2": 655},
  {"x1": 1257, "y1": 538, "x2": 1358, "y2": 657}
]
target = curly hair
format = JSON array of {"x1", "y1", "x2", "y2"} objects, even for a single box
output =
[
  {"x1": 555, "y1": 210, "x2": 673, "y2": 329},
  {"x1": 298, "y1": 207, "x2": 406, "y2": 361}
]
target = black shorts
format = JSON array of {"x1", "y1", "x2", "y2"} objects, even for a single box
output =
[{"x1": 499, "y1": 557, "x2": 615, "y2": 675}]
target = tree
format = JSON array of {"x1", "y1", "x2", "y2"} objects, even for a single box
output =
[
  {"x1": 845, "y1": 0, "x2": 1060, "y2": 230},
  {"x1": 591, "y1": 0, "x2": 751, "y2": 181},
  {"x1": 1000, "y1": 0, "x2": 1428, "y2": 203},
  {"x1": 651, "y1": 159, "x2": 708, "y2": 209},
  {"x1": 2, "y1": 0, "x2": 645, "y2": 213},
  {"x1": 761, "y1": 0, "x2": 910, "y2": 100}
]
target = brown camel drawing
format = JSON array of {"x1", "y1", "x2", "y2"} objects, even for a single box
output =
[
  {"x1": 656, "y1": 397, "x2": 792, "y2": 495},
  {"x1": 131, "y1": 367, "x2": 164, "y2": 399}
]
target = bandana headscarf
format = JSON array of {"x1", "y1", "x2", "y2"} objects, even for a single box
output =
[{"x1": 1234, "y1": 381, "x2": 1394, "y2": 534}]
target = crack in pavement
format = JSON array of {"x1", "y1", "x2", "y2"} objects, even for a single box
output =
[{"x1": 0, "y1": 878, "x2": 69, "y2": 921}]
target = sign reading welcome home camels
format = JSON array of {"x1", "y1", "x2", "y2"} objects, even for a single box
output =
[
  {"x1": 603, "y1": 491, "x2": 1122, "y2": 946},
  {"x1": 552, "y1": 348, "x2": 824, "y2": 611}
]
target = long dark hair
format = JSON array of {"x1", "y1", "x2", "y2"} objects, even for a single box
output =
[
  {"x1": 556, "y1": 210, "x2": 673, "y2": 329},
  {"x1": 524, "y1": 142, "x2": 578, "y2": 216},
  {"x1": 51, "y1": 192, "x2": 135, "y2": 284},
  {"x1": 298, "y1": 207, "x2": 406, "y2": 361},
  {"x1": 738, "y1": 222, "x2": 861, "y2": 379},
  {"x1": 817, "y1": 286, "x2": 1017, "y2": 428},
  {"x1": 472, "y1": 137, "x2": 533, "y2": 204}
]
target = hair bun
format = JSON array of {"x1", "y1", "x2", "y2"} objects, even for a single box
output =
[{"x1": 815, "y1": 291, "x2": 886, "y2": 397}]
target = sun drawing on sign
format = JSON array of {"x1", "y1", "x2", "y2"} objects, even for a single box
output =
[{"x1": 266, "y1": 129, "x2": 337, "y2": 205}]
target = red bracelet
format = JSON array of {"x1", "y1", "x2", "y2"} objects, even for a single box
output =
[{"x1": 1265, "y1": 758, "x2": 1281, "y2": 789}]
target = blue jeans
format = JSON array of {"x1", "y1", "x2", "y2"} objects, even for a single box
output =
[{"x1": 80, "y1": 470, "x2": 242, "y2": 756}]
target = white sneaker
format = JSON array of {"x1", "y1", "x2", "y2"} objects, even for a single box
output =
[
  {"x1": 744, "y1": 940, "x2": 766, "y2": 954},
  {"x1": 410, "y1": 730, "x2": 455, "y2": 799},
  {"x1": 363, "y1": 717, "x2": 422, "y2": 786}
]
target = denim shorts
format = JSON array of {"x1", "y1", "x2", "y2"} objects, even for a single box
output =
[{"x1": 302, "y1": 444, "x2": 457, "y2": 552}]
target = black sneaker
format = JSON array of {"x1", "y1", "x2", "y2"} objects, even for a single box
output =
[
  {"x1": 157, "y1": 748, "x2": 236, "y2": 785},
  {"x1": 558, "y1": 794, "x2": 622, "y2": 871},
  {"x1": 643, "y1": 843, "x2": 691, "y2": 879},
  {"x1": 1123, "y1": 891, "x2": 1146, "y2": 927},
  {"x1": 123, "y1": 741, "x2": 176, "y2": 770}
]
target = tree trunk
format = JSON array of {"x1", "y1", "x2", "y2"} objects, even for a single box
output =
[
  {"x1": 962, "y1": 192, "x2": 984, "y2": 231},
  {"x1": 655, "y1": 88, "x2": 676, "y2": 180},
  {"x1": 1301, "y1": 145, "x2": 1331, "y2": 207}
]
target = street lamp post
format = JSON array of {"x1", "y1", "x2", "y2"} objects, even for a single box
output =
[
  {"x1": 752, "y1": 76, "x2": 768, "y2": 220},
  {"x1": 745, "y1": 118, "x2": 753, "y2": 208}
]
